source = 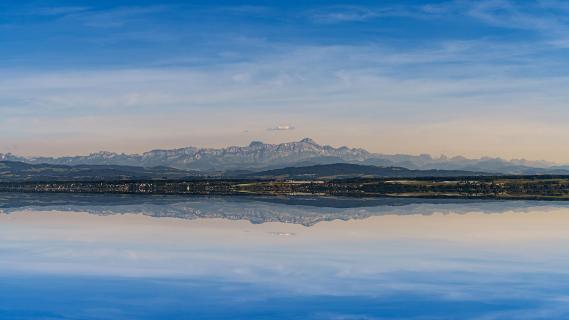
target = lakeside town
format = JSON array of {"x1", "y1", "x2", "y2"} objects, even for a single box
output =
[{"x1": 3, "y1": 176, "x2": 569, "y2": 200}]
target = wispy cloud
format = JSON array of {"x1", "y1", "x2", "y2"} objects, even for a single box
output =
[
  {"x1": 466, "y1": 0, "x2": 569, "y2": 47},
  {"x1": 310, "y1": 1, "x2": 569, "y2": 48},
  {"x1": 213, "y1": 5, "x2": 272, "y2": 16},
  {"x1": 307, "y1": 6, "x2": 384, "y2": 24},
  {"x1": 61, "y1": 6, "x2": 169, "y2": 28},
  {"x1": 30, "y1": 6, "x2": 90, "y2": 16},
  {"x1": 415, "y1": 0, "x2": 569, "y2": 48},
  {"x1": 2, "y1": 40, "x2": 568, "y2": 157},
  {"x1": 267, "y1": 125, "x2": 295, "y2": 131}
]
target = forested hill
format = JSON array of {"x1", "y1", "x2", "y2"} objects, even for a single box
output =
[
  {"x1": 241, "y1": 163, "x2": 490, "y2": 179},
  {"x1": 0, "y1": 161, "x2": 201, "y2": 182}
]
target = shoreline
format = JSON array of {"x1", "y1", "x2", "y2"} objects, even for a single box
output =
[{"x1": 3, "y1": 177, "x2": 569, "y2": 201}]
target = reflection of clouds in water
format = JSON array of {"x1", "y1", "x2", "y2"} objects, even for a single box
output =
[
  {"x1": 268, "y1": 232, "x2": 296, "y2": 236},
  {"x1": 2, "y1": 272, "x2": 569, "y2": 320},
  {"x1": 2, "y1": 196, "x2": 569, "y2": 318}
]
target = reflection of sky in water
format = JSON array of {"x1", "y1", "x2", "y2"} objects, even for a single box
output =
[{"x1": 2, "y1": 195, "x2": 569, "y2": 319}]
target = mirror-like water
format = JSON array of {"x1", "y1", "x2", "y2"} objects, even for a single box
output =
[{"x1": 2, "y1": 193, "x2": 569, "y2": 319}]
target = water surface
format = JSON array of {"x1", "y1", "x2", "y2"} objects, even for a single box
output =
[{"x1": 2, "y1": 194, "x2": 569, "y2": 319}]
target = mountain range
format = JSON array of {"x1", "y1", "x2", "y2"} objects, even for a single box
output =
[{"x1": 2, "y1": 138, "x2": 569, "y2": 175}]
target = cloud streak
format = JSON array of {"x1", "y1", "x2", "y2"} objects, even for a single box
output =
[
  {"x1": 267, "y1": 125, "x2": 295, "y2": 131},
  {"x1": 307, "y1": 6, "x2": 383, "y2": 24},
  {"x1": 61, "y1": 6, "x2": 169, "y2": 28}
]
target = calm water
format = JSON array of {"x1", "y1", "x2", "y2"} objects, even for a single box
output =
[{"x1": 2, "y1": 193, "x2": 569, "y2": 319}]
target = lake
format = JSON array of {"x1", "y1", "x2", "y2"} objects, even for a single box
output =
[{"x1": 2, "y1": 193, "x2": 569, "y2": 319}]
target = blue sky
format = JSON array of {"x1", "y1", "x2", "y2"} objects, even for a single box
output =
[{"x1": 1, "y1": 0, "x2": 569, "y2": 160}]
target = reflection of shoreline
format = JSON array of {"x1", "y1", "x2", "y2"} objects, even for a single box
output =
[{"x1": 1, "y1": 193, "x2": 568, "y2": 226}]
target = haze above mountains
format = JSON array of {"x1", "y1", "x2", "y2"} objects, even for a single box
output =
[{"x1": 2, "y1": 138, "x2": 569, "y2": 177}]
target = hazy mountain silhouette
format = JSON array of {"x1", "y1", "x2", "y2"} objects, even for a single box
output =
[{"x1": 2, "y1": 138, "x2": 569, "y2": 175}]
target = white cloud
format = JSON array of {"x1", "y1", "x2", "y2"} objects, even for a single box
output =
[
  {"x1": 267, "y1": 125, "x2": 295, "y2": 131},
  {"x1": 425, "y1": 0, "x2": 569, "y2": 48},
  {"x1": 308, "y1": 6, "x2": 381, "y2": 24}
]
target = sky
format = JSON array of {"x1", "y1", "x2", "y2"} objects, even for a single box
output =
[{"x1": 1, "y1": 0, "x2": 569, "y2": 161}]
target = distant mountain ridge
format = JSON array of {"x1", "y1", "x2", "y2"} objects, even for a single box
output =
[
  {"x1": 2, "y1": 138, "x2": 569, "y2": 175},
  {"x1": 0, "y1": 161, "x2": 201, "y2": 182},
  {"x1": 0, "y1": 138, "x2": 371, "y2": 171}
]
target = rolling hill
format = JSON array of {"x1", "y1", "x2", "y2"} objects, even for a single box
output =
[
  {"x1": 0, "y1": 161, "x2": 202, "y2": 182},
  {"x1": 0, "y1": 161, "x2": 492, "y2": 182},
  {"x1": 240, "y1": 163, "x2": 491, "y2": 179}
]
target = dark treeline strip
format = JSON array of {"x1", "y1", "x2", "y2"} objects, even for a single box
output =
[{"x1": 2, "y1": 177, "x2": 569, "y2": 199}]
